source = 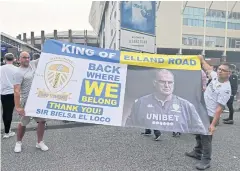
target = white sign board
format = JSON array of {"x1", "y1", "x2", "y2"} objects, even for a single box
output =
[{"x1": 120, "y1": 30, "x2": 155, "y2": 53}]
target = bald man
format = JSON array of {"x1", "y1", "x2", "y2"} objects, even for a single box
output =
[
  {"x1": 125, "y1": 69, "x2": 207, "y2": 134},
  {"x1": 13, "y1": 51, "x2": 48, "y2": 153}
]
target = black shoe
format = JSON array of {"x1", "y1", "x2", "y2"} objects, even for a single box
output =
[
  {"x1": 196, "y1": 161, "x2": 210, "y2": 170},
  {"x1": 223, "y1": 118, "x2": 230, "y2": 121},
  {"x1": 172, "y1": 132, "x2": 181, "y2": 137},
  {"x1": 63, "y1": 120, "x2": 71, "y2": 123},
  {"x1": 141, "y1": 132, "x2": 151, "y2": 136},
  {"x1": 185, "y1": 151, "x2": 202, "y2": 160},
  {"x1": 154, "y1": 134, "x2": 161, "y2": 141},
  {"x1": 223, "y1": 120, "x2": 234, "y2": 124}
]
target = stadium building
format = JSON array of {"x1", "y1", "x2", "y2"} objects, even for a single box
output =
[
  {"x1": 17, "y1": 30, "x2": 99, "y2": 50},
  {"x1": 1, "y1": 32, "x2": 40, "y2": 59},
  {"x1": 89, "y1": 1, "x2": 240, "y2": 68}
]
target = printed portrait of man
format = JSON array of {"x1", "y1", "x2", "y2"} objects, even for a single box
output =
[{"x1": 124, "y1": 69, "x2": 207, "y2": 133}]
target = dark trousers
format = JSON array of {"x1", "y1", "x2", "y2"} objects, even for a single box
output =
[
  {"x1": 1, "y1": 94, "x2": 15, "y2": 133},
  {"x1": 194, "y1": 117, "x2": 214, "y2": 162},
  {"x1": 145, "y1": 129, "x2": 161, "y2": 136},
  {"x1": 227, "y1": 96, "x2": 234, "y2": 120}
]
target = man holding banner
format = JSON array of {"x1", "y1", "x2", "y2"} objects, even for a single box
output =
[
  {"x1": 186, "y1": 56, "x2": 231, "y2": 170},
  {"x1": 13, "y1": 51, "x2": 48, "y2": 153}
]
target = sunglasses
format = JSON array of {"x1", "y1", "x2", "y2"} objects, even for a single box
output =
[
  {"x1": 155, "y1": 80, "x2": 174, "y2": 84},
  {"x1": 217, "y1": 68, "x2": 229, "y2": 72}
]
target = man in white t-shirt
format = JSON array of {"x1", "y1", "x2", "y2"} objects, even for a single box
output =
[
  {"x1": 0, "y1": 53, "x2": 18, "y2": 138},
  {"x1": 186, "y1": 55, "x2": 231, "y2": 170}
]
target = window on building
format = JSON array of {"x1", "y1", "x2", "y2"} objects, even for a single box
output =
[
  {"x1": 199, "y1": 20, "x2": 204, "y2": 27},
  {"x1": 188, "y1": 19, "x2": 193, "y2": 26},
  {"x1": 205, "y1": 36, "x2": 225, "y2": 48},
  {"x1": 236, "y1": 41, "x2": 240, "y2": 48},
  {"x1": 182, "y1": 34, "x2": 227, "y2": 48},
  {"x1": 188, "y1": 37, "x2": 193, "y2": 45},
  {"x1": 192, "y1": 37, "x2": 198, "y2": 46},
  {"x1": 182, "y1": 37, "x2": 188, "y2": 45},
  {"x1": 183, "y1": 18, "x2": 188, "y2": 25},
  {"x1": 228, "y1": 38, "x2": 240, "y2": 48},
  {"x1": 188, "y1": 7, "x2": 193, "y2": 15},
  {"x1": 193, "y1": 8, "x2": 200, "y2": 16},
  {"x1": 236, "y1": 23, "x2": 240, "y2": 30},
  {"x1": 192, "y1": 19, "x2": 198, "y2": 26},
  {"x1": 183, "y1": 7, "x2": 240, "y2": 30},
  {"x1": 228, "y1": 23, "x2": 235, "y2": 29},
  {"x1": 206, "y1": 20, "x2": 212, "y2": 27},
  {"x1": 198, "y1": 38, "x2": 203, "y2": 46},
  {"x1": 220, "y1": 11, "x2": 226, "y2": 18},
  {"x1": 215, "y1": 37, "x2": 224, "y2": 47},
  {"x1": 211, "y1": 10, "x2": 217, "y2": 18},
  {"x1": 206, "y1": 40, "x2": 214, "y2": 48},
  {"x1": 114, "y1": 11, "x2": 117, "y2": 19},
  {"x1": 238, "y1": 13, "x2": 240, "y2": 19},
  {"x1": 182, "y1": 34, "x2": 204, "y2": 46},
  {"x1": 213, "y1": 21, "x2": 225, "y2": 29},
  {"x1": 232, "y1": 12, "x2": 237, "y2": 20}
]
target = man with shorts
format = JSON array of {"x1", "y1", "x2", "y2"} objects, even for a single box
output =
[{"x1": 13, "y1": 51, "x2": 48, "y2": 153}]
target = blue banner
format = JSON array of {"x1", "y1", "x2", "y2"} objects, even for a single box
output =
[
  {"x1": 25, "y1": 39, "x2": 211, "y2": 134},
  {"x1": 42, "y1": 39, "x2": 120, "y2": 63}
]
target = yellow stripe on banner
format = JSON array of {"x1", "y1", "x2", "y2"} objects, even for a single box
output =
[{"x1": 120, "y1": 51, "x2": 201, "y2": 70}]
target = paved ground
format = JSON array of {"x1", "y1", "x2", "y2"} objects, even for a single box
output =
[{"x1": 1, "y1": 111, "x2": 240, "y2": 171}]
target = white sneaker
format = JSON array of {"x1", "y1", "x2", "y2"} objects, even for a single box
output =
[
  {"x1": 36, "y1": 141, "x2": 49, "y2": 151},
  {"x1": 14, "y1": 141, "x2": 22, "y2": 153},
  {"x1": 3, "y1": 131, "x2": 16, "y2": 139}
]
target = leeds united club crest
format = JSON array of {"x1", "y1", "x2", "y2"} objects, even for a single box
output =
[{"x1": 44, "y1": 61, "x2": 74, "y2": 93}]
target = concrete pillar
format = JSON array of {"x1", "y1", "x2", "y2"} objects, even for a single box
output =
[
  {"x1": 23, "y1": 33, "x2": 27, "y2": 42},
  {"x1": 54, "y1": 30, "x2": 58, "y2": 40},
  {"x1": 85, "y1": 30, "x2": 88, "y2": 45},
  {"x1": 41, "y1": 30, "x2": 45, "y2": 50},
  {"x1": 84, "y1": 30, "x2": 88, "y2": 45},
  {"x1": 31, "y1": 31, "x2": 35, "y2": 46},
  {"x1": 68, "y1": 29, "x2": 72, "y2": 43},
  {"x1": 16, "y1": 34, "x2": 21, "y2": 40}
]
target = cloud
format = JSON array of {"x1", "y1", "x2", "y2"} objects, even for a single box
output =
[{"x1": 0, "y1": 0, "x2": 93, "y2": 36}]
